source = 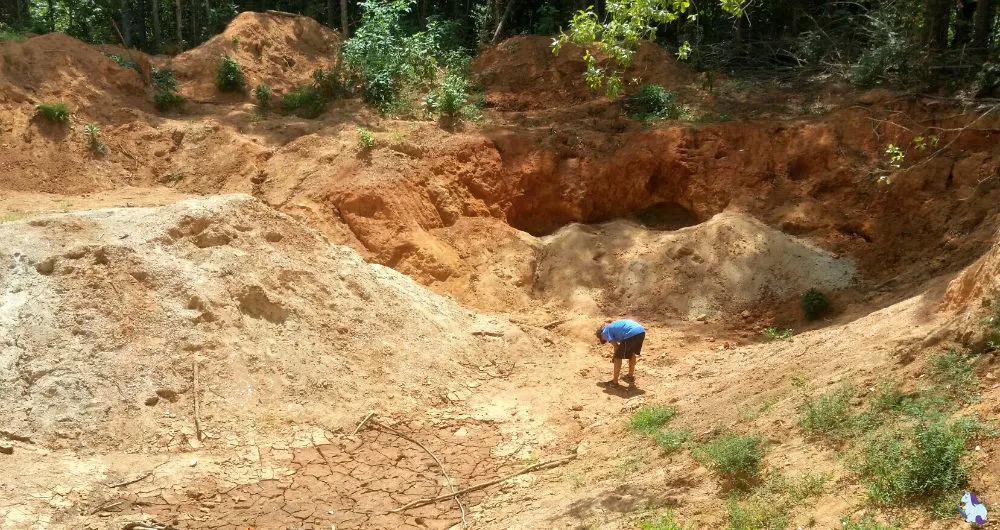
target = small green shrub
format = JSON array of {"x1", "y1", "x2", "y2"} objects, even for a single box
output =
[
  {"x1": 840, "y1": 516, "x2": 900, "y2": 530},
  {"x1": 103, "y1": 52, "x2": 143, "y2": 75},
  {"x1": 254, "y1": 84, "x2": 272, "y2": 110},
  {"x1": 799, "y1": 384, "x2": 855, "y2": 437},
  {"x1": 628, "y1": 405, "x2": 677, "y2": 433},
  {"x1": 975, "y1": 63, "x2": 1000, "y2": 96},
  {"x1": 216, "y1": 55, "x2": 246, "y2": 92},
  {"x1": 931, "y1": 350, "x2": 979, "y2": 403},
  {"x1": 153, "y1": 91, "x2": 185, "y2": 111},
  {"x1": 83, "y1": 123, "x2": 105, "y2": 153},
  {"x1": 801, "y1": 288, "x2": 829, "y2": 320},
  {"x1": 151, "y1": 67, "x2": 177, "y2": 92},
  {"x1": 626, "y1": 84, "x2": 690, "y2": 122},
  {"x1": 0, "y1": 28, "x2": 26, "y2": 42},
  {"x1": 761, "y1": 327, "x2": 793, "y2": 341},
  {"x1": 281, "y1": 86, "x2": 325, "y2": 119},
  {"x1": 653, "y1": 429, "x2": 690, "y2": 452},
  {"x1": 35, "y1": 103, "x2": 70, "y2": 123},
  {"x1": 357, "y1": 127, "x2": 375, "y2": 151},
  {"x1": 638, "y1": 511, "x2": 689, "y2": 530},
  {"x1": 695, "y1": 434, "x2": 766, "y2": 487}
]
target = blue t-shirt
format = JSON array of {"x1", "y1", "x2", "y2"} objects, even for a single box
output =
[{"x1": 601, "y1": 319, "x2": 645, "y2": 342}]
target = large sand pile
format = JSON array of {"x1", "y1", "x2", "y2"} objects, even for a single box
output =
[
  {"x1": 0, "y1": 32, "x2": 152, "y2": 121},
  {"x1": 534, "y1": 211, "x2": 857, "y2": 318},
  {"x1": 168, "y1": 11, "x2": 341, "y2": 100},
  {"x1": 0, "y1": 195, "x2": 533, "y2": 452}
]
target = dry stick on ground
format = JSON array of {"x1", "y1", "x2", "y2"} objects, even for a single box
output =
[
  {"x1": 391, "y1": 453, "x2": 578, "y2": 513},
  {"x1": 193, "y1": 361, "x2": 203, "y2": 442},
  {"x1": 352, "y1": 411, "x2": 375, "y2": 435},
  {"x1": 105, "y1": 472, "x2": 153, "y2": 488},
  {"x1": 366, "y1": 419, "x2": 467, "y2": 528}
]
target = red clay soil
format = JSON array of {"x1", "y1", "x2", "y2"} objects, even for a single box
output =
[{"x1": 472, "y1": 36, "x2": 695, "y2": 111}]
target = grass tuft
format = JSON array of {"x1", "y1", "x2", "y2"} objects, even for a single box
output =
[{"x1": 628, "y1": 405, "x2": 678, "y2": 433}]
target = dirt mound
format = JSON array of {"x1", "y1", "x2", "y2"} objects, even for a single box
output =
[
  {"x1": 534, "y1": 211, "x2": 857, "y2": 318},
  {"x1": 168, "y1": 11, "x2": 341, "y2": 101},
  {"x1": 0, "y1": 32, "x2": 151, "y2": 121},
  {"x1": 0, "y1": 195, "x2": 533, "y2": 451},
  {"x1": 473, "y1": 36, "x2": 695, "y2": 110}
]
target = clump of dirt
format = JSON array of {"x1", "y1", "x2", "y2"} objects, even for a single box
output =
[
  {"x1": 167, "y1": 11, "x2": 342, "y2": 100},
  {"x1": 472, "y1": 36, "x2": 694, "y2": 111},
  {"x1": 0, "y1": 194, "x2": 534, "y2": 452}
]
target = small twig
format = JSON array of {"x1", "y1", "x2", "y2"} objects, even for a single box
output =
[
  {"x1": 368, "y1": 419, "x2": 467, "y2": 527},
  {"x1": 193, "y1": 362, "x2": 203, "y2": 442},
  {"x1": 352, "y1": 411, "x2": 375, "y2": 435},
  {"x1": 392, "y1": 453, "x2": 578, "y2": 512},
  {"x1": 902, "y1": 103, "x2": 1000, "y2": 174},
  {"x1": 104, "y1": 472, "x2": 152, "y2": 488},
  {"x1": 90, "y1": 499, "x2": 125, "y2": 514}
]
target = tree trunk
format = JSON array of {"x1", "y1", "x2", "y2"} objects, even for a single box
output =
[
  {"x1": 120, "y1": 0, "x2": 132, "y2": 46},
  {"x1": 953, "y1": 0, "x2": 977, "y2": 46},
  {"x1": 418, "y1": 0, "x2": 427, "y2": 28},
  {"x1": 137, "y1": 0, "x2": 148, "y2": 51},
  {"x1": 923, "y1": 0, "x2": 951, "y2": 51},
  {"x1": 47, "y1": 0, "x2": 54, "y2": 32},
  {"x1": 491, "y1": 0, "x2": 514, "y2": 43},
  {"x1": 152, "y1": 0, "x2": 162, "y2": 53},
  {"x1": 327, "y1": 0, "x2": 334, "y2": 27},
  {"x1": 203, "y1": 0, "x2": 210, "y2": 34},
  {"x1": 190, "y1": 0, "x2": 198, "y2": 44},
  {"x1": 973, "y1": 0, "x2": 997, "y2": 53},
  {"x1": 175, "y1": 0, "x2": 183, "y2": 46},
  {"x1": 340, "y1": 0, "x2": 348, "y2": 36}
]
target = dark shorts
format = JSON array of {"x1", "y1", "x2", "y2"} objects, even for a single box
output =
[{"x1": 613, "y1": 332, "x2": 645, "y2": 360}]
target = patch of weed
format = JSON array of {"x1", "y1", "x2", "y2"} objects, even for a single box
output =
[
  {"x1": 281, "y1": 86, "x2": 325, "y2": 119},
  {"x1": 638, "y1": 511, "x2": 690, "y2": 530},
  {"x1": 855, "y1": 418, "x2": 971, "y2": 506},
  {"x1": 653, "y1": 429, "x2": 690, "y2": 452},
  {"x1": 0, "y1": 212, "x2": 24, "y2": 223},
  {"x1": 254, "y1": 84, "x2": 272, "y2": 111},
  {"x1": 35, "y1": 103, "x2": 70, "y2": 123},
  {"x1": 726, "y1": 496, "x2": 787, "y2": 530},
  {"x1": 216, "y1": 55, "x2": 246, "y2": 92},
  {"x1": 799, "y1": 384, "x2": 855, "y2": 437},
  {"x1": 625, "y1": 83, "x2": 691, "y2": 122},
  {"x1": 695, "y1": 433, "x2": 766, "y2": 487},
  {"x1": 103, "y1": 52, "x2": 143, "y2": 75},
  {"x1": 153, "y1": 91, "x2": 185, "y2": 112},
  {"x1": 840, "y1": 515, "x2": 900, "y2": 530},
  {"x1": 151, "y1": 67, "x2": 176, "y2": 92},
  {"x1": 357, "y1": 127, "x2": 375, "y2": 151},
  {"x1": 801, "y1": 288, "x2": 829, "y2": 319},
  {"x1": 83, "y1": 123, "x2": 105, "y2": 153},
  {"x1": 761, "y1": 327, "x2": 794, "y2": 341},
  {"x1": 628, "y1": 405, "x2": 677, "y2": 433},
  {"x1": 930, "y1": 350, "x2": 979, "y2": 403}
]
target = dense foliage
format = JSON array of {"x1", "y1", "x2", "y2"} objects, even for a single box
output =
[{"x1": 3, "y1": 0, "x2": 1000, "y2": 97}]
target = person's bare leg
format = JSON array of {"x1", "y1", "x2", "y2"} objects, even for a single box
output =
[
  {"x1": 612, "y1": 358, "x2": 622, "y2": 384},
  {"x1": 627, "y1": 356, "x2": 637, "y2": 377}
]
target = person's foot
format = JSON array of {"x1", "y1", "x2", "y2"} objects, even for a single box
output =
[
  {"x1": 599, "y1": 380, "x2": 620, "y2": 387},
  {"x1": 622, "y1": 374, "x2": 635, "y2": 384}
]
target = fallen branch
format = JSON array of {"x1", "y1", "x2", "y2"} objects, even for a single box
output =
[
  {"x1": 352, "y1": 411, "x2": 375, "y2": 436},
  {"x1": 193, "y1": 362, "x2": 203, "y2": 442},
  {"x1": 392, "y1": 453, "x2": 578, "y2": 512},
  {"x1": 541, "y1": 318, "x2": 569, "y2": 330},
  {"x1": 105, "y1": 472, "x2": 152, "y2": 488},
  {"x1": 368, "y1": 419, "x2": 468, "y2": 527}
]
